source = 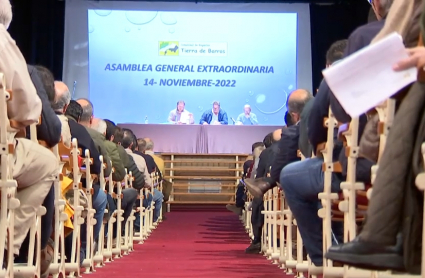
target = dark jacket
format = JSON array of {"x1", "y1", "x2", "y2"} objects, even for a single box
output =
[
  {"x1": 116, "y1": 145, "x2": 145, "y2": 190},
  {"x1": 269, "y1": 124, "x2": 301, "y2": 185},
  {"x1": 308, "y1": 20, "x2": 384, "y2": 182},
  {"x1": 67, "y1": 117, "x2": 101, "y2": 175},
  {"x1": 256, "y1": 143, "x2": 279, "y2": 178},
  {"x1": 309, "y1": 20, "x2": 385, "y2": 154},
  {"x1": 134, "y1": 150, "x2": 163, "y2": 182},
  {"x1": 26, "y1": 65, "x2": 61, "y2": 147},
  {"x1": 299, "y1": 98, "x2": 314, "y2": 158},
  {"x1": 199, "y1": 109, "x2": 228, "y2": 125}
]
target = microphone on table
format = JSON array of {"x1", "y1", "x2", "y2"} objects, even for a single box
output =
[
  {"x1": 72, "y1": 81, "x2": 77, "y2": 99},
  {"x1": 231, "y1": 117, "x2": 236, "y2": 125}
]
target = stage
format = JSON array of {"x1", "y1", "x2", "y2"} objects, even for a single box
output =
[{"x1": 118, "y1": 124, "x2": 282, "y2": 154}]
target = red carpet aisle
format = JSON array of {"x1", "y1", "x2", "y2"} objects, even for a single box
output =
[{"x1": 87, "y1": 207, "x2": 286, "y2": 278}]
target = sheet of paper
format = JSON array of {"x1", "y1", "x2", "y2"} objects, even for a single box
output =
[
  {"x1": 179, "y1": 112, "x2": 190, "y2": 124},
  {"x1": 322, "y1": 32, "x2": 417, "y2": 118}
]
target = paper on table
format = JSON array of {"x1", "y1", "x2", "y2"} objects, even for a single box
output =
[{"x1": 322, "y1": 32, "x2": 417, "y2": 118}]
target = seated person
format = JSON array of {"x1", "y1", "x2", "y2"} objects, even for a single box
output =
[
  {"x1": 236, "y1": 104, "x2": 258, "y2": 125},
  {"x1": 199, "y1": 101, "x2": 228, "y2": 125},
  {"x1": 15, "y1": 65, "x2": 62, "y2": 277},
  {"x1": 226, "y1": 141, "x2": 265, "y2": 215},
  {"x1": 277, "y1": 17, "x2": 387, "y2": 265},
  {"x1": 120, "y1": 129, "x2": 163, "y2": 223},
  {"x1": 0, "y1": 12, "x2": 57, "y2": 268},
  {"x1": 246, "y1": 131, "x2": 281, "y2": 254},
  {"x1": 245, "y1": 89, "x2": 313, "y2": 197},
  {"x1": 62, "y1": 98, "x2": 107, "y2": 263},
  {"x1": 168, "y1": 100, "x2": 194, "y2": 124}
]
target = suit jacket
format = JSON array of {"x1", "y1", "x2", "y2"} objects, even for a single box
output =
[
  {"x1": 199, "y1": 109, "x2": 228, "y2": 125},
  {"x1": 67, "y1": 117, "x2": 101, "y2": 175},
  {"x1": 269, "y1": 124, "x2": 301, "y2": 185},
  {"x1": 26, "y1": 65, "x2": 61, "y2": 147},
  {"x1": 299, "y1": 98, "x2": 314, "y2": 158},
  {"x1": 256, "y1": 143, "x2": 279, "y2": 178}
]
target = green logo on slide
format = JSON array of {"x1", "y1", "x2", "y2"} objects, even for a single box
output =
[{"x1": 159, "y1": 41, "x2": 179, "y2": 56}]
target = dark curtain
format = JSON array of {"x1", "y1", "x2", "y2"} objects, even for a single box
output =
[
  {"x1": 7, "y1": 0, "x2": 369, "y2": 90},
  {"x1": 310, "y1": 2, "x2": 370, "y2": 91},
  {"x1": 9, "y1": 0, "x2": 65, "y2": 80}
]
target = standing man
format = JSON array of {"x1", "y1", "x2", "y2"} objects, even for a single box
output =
[
  {"x1": 236, "y1": 104, "x2": 258, "y2": 125},
  {"x1": 168, "y1": 100, "x2": 194, "y2": 124},
  {"x1": 199, "y1": 101, "x2": 228, "y2": 125}
]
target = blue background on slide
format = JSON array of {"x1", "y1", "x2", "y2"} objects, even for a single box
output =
[{"x1": 88, "y1": 10, "x2": 297, "y2": 125}]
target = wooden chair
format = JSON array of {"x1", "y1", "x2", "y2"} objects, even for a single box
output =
[
  {"x1": 0, "y1": 79, "x2": 20, "y2": 278},
  {"x1": 64, "y1": 139, "x2": 85, "y2": 277},
  {"x1": 47, "y1": 142, "x2": 70, "y2": 278},
  {"x1": 317, "y1": 108, "x2": 341, "y2": 276},
  {"x1": 14, "y1": 122, "x2": 47, "y2": 278},
  {"x1": 103, "y1": 169, "x2": 115, "y2": 263},
  {"x1": 111, "y1": 171, "x2": 124, "y2": 259},
  {"x1": 120, "y1": 170, "x2": 131, "y2": 255},
  {"x1": 93, "y1": 157, "x2": 108, "y2": 268}
]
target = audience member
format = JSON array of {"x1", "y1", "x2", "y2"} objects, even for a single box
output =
[{"x1": 0, "y1": 1, "x2": 58, "y2": 270}]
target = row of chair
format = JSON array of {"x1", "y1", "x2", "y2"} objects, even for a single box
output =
[
  {"x1": 241, "y1": 96, "x2": 423, "y2": 278},
  {"x1": 0, "y1": 74, "x2": 163, "y2": 278}
]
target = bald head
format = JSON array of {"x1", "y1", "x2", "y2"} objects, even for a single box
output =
[
  {"x1": 272, "y1": 129, "x2": 282, "y2": 141},
  {"x1": 144, "y1": 137, "x2": 154, "y2": 151},
  {"x1": 287, "y1": 89, "x2": 313, "y2": 123},
  {"x1": 53, "y1": 81, "x2": 71, "y2": 113},
  {"x1": 76, "y1": 98, "x2": 94, "y2": 125}
]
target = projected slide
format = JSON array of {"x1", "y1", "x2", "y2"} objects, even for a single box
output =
[{"x1": 88, "y1": 10, "x2": 297, "y2": 125}]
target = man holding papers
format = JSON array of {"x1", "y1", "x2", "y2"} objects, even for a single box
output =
[{"x1": 168, "y1": 100, "x2": 194, "y2": 124}]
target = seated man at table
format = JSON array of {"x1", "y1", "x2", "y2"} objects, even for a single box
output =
[
  {"x1": 236, "y1": 104, "x2": 258, "y2": 125},
  {"x1": 200, "y1": 101, "x2": 228, "y2": 125},
  {"x1": 168, "y1": 100, "x2": 194, "y2": 124}
]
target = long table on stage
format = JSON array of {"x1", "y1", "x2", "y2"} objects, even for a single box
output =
[{"x1": 118, "y1": 124, "x2": 282, "y2": 154}]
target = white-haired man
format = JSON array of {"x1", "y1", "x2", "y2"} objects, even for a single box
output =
[
  {"x1": 236, "y1": 104, "x2": 258, "y2": 125},
  {"x1": 0, "y1": 0, "x2": 58, "y2": 267}
]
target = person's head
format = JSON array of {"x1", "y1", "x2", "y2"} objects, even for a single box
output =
[
  {"x1": 121, "y1": 128, "x2": 135, "y2": 149},
  {"x1": 272, "y1": 129, "x2": 282, "y2": 142},
  {"x1": 212, "y1": 101, "x2": 220, "y2": 114},
  {"x1": 144, "y1": 137, "x2": 154, "y2": 151},
  {"x1": 53, "y1": 81, "x2": 71, "y2": 114},
  {"x1": 137, "y1": 138, "x2": 147, "y2": 152},
  {"x1": 370, "y1": 0, "x2": 393, "y2": 21},
  {"x1": 244, "y1": 104, "x2": 251, "y2": 115},
  {"x1": 104, "y1": 119, "x2": 117, "y2": 141},
  {"x1": 91, "y1": 118, "x2": 107, "y2": 136},
  {"x1": 0, "y1": 0, "x2": 12, "y2": 29},
  {"x1": 252, "y1": 142, "x2": 265, "y2": 158},
  {"x1": 285, "y1": 111, "x2": 294, "y2": 127},
  {"x1": 112, "y1": 127, "x2": 124, "y2": 145},
  {"x1": 263, "y1": 133, "x2": 274, "y2": 148},
  {"x1": 176, "y1": 100, "x2": 185, "y2": 113},
  {"x1": 34, "y1": 66, "x2": 55, "y2": 102},
  {"x1": 326, "y1": 40, "x2": 348, "y2": 67},
  {"x1": 287, "y1": 89, "x2": 313, "y2": 123},
  {"x1": 76, "y1": 98, "x2": 94, "y2": 126},
  {"x1": 65, "y1": 100, "x2": 83, "y2": 122}
]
